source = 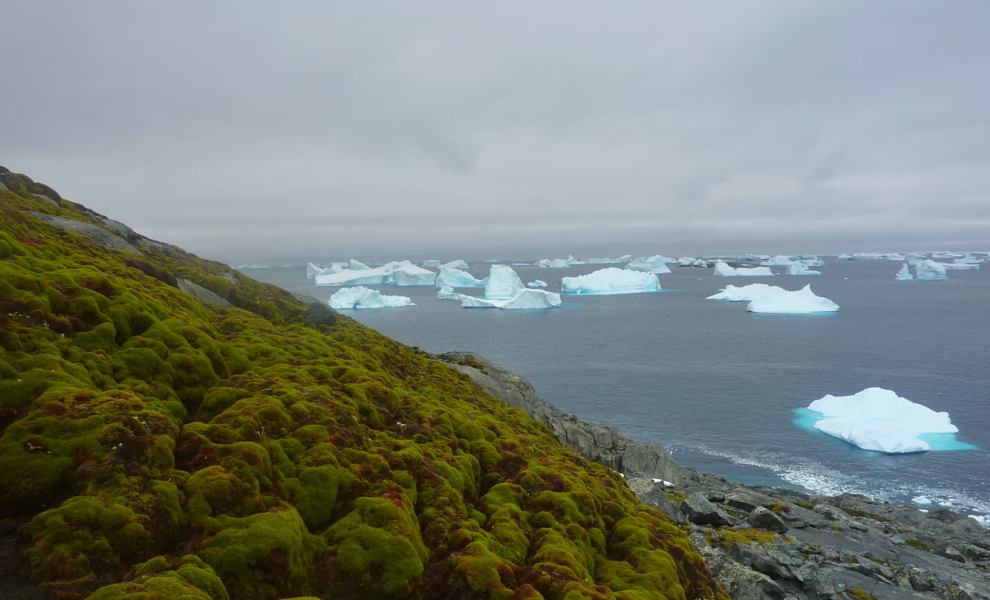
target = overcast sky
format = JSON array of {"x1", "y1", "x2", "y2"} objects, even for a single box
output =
[{"x1": 2, "y1": 1, "x2": 989, "y2": 263}]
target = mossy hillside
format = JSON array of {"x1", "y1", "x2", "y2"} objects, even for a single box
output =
[{"x1": 0, "y1": 178, "x2": 727, "y2": 600}]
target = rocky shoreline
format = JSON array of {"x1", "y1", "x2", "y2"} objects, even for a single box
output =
[{"x1": 439, "y1": 351, "x2": 990, "y2": 600}]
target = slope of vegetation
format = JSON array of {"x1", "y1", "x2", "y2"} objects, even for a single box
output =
[{"x1": 0, "y1": 167, "x2": 726, "y2": 600}]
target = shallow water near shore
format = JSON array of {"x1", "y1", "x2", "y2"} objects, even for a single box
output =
[{"x1": 247, "y1": 260, "x2": 990, "y2": 520}]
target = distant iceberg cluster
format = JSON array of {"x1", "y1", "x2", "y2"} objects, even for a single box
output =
[
  {"x1": 713, "y1": 261, "x2": 774, "y2": 277},
  {"x1": 329, "y1": 286, "x2": 413, "y2": 309},
  {"x1": 527, "y1": 280, "x2": 548, "y2": 288},
  {"x1": 436, "y1": 265, "x2": 561, "y2": 309},
  {"x1": 562, "y1": 267, "x2": 661, "y2": 295},
  {"x1": 805, "y1": 388, "x2": 960, "y2": 454},
  {"x1": 786, "y1": 262, "x2": 821, "y2": 276}
]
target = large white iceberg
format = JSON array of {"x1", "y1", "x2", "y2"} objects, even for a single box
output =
[
  {"x1": 461, "y1": 289, "x2": 561, "y2": 309},
  {"x1": 714, "y1": 261, "x2": 774, "y2": 277},
  {"x1": 527, "y1": 280, "x2": 548, "y2": 288},
  {"x1": 329, "y1": 286, "x2": 414, "y2": 309},
  {"x1": 440, "y1": 259, "x2": 470, "y2": 270},
  {"x1": 807, "y1": 388, "x2": 958, "y2": 453},
  {"x1": 707, "y1": 284, "x2": 781, "y2": 302},
  {"x1": 349, "y1": 259, "x2": 371, "y2": 271},
  {"x1": 306, "y1": 262, "x2": 343, "y2": 279},
  {"x1": 915, "y1": 260, "x2": 949, "y2": 281},
  {"x1": 562, "y1": 267, "x2": 660, "y2": 295},
  {"x1": 485, "y1": 265, "x2": 526, "y2": 300},
  {"x1": 746, "y1": 285, "x2": 839, "y2": 313},
  {"x1": 392, "y1": 264, "x2": 438, "y2": 286},
  {"x1": 316, "y1": 260, "x2": 435, "y2": 287},
  {"x1": 436, "y1": 267, "x2": 488, "y2": 288},
  {"x1": 786, "y1": 262, "x2": 821, "y2": 276},
  {"x1": 895, "y1": 264, "x2": 914, "y2": 281}
]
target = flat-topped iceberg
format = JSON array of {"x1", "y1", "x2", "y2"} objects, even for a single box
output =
[
  {"x1": 316, "y1": 260, "x2": 436, "y2": 287},
  {"x1": 807, "y1": 388, "x2": 958, "y2": 453},
  {"x1": 461, "y1": 289, "x2": 561, "y2": 309},
  {"x1": 585, "y1": 255, "x2": 631, "y2": 264},
  {"x1": 440, "y1": 259, "x2": 469, "y2": 270},
  {"x1": 625, "y1": 257, "x2": 672, "y2": 274},
  {"x1": 436, "y1": 267, "x2": 488, "y2": 288},
  {"x1": 895, "y1": 264, "x2": 914, "y2": 281},
  {"x1": 527, "y1": 280, "x2": 548, "y2": 288},
  {"x1": 485, "y1": 265, "x2": 525, "y2": 300},
  {"x1": 956, "y1": 253, "x2": 984, "y2": 264},
  {"x1": 746, "y1": 285, "x2": 839, "y2": 313},
  {"x1": 707, "y1": 283, "x2": 780, "y2": 301},
  {"x1": 786, "y1": 262, "x2": 821, "y2": 276},
  {"x1": 941, "y1": 262, "x2": 979, "y2": 270},
  {"x1": 714, "y1": 261, "x2": 774, "y2": 277},
  {"x1": 329, "y1": 286, "x2": 413, "y2": 309},
  {"x1": 915, "y1": 260, "x2": 949, "y2": 281},
  {"x1": 562, "y1": 267, "x2": 660, "y2": 295},
  {"x1": 537, "y1": 258, "x2": 570, "y2": 268}
]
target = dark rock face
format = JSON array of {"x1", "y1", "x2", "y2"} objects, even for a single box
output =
[
  {"x1": 626, "y1": 477, "x2": 683, "y2": 523},
  {"x1": 440, "y1": 351, "x2": 681, "y2": 484},
  {"x1": 177, "y1": 278, "x2": 231, "y2": 306},
  {"x1": 748, "y1": 507, "x2": 788, "y2": 533},
  {"x1": 303, "y1": 301, "x2": 337, "y2": 327},
  {"x1": 27, "y1": 212, "x2": 141, "y2": 253},
  {"x1": 682, "y1": 493, "x2": 733, "y2": 526},
  {"x1": 123, "y1": 257, "x2": 179, "y2": 288}
]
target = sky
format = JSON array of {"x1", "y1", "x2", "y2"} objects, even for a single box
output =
[{"x1": 2, "y1": 1, "x2": 989, "y2": 264}]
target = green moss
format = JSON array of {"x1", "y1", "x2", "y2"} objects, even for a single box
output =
[
  {"x1": 905, "y1": 538, "x2": 934, "y2": 552},
  {"x1": 706, "y1": 528, "x2": 782, "y2": 549},
  {"x1": 841, "y1": 588, "x2": 878, "y2": 600}
]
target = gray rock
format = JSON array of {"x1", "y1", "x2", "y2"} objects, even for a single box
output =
[
  {"x1": 137, "y1": 237, "x2": 186, "y2": 254},
  {"x1": 177, "y1": 279, "x2": 231, "y2": 306},
  {"x1": 27, "y1": 212, "x2": 140, "y2": 253},
  {"x1": 441, "y1": 351, "x2": 680, "y2": 483},
  {"x1": 293, "y1": 293, "x2": 322, "y2": 305},
  {"x1": 682, "y1": 493, "x2": 732, "y2": 526},
  {"x1": 690, "y1": 532, "x2": 786, "y2": 600},
  {"x1": 31, "y1": 193, "x2": 59, "y2": 207},
  {"x1": 304, "y1": 301, "x2": 337, "y2": 327},
  {"x1": 937, "y1": 546, "x2": 966, "y2": 563},
  {"x1": 728, "y1": 491, "x2": 771, "y2": 512},
  {"x1": 0, "y1": 180, "x2": 8, "y2": 192},
  {"x1": 627, "y1": 478, "x2": 683, "y2": 523},
  {"x1": 99, "y1": 217, "x2": 136, "y2": 237},
  {"x1": 749, "y1": 507, "x2": 788, "y2": 533}
]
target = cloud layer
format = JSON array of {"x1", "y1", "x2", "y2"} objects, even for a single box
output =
[{"x1": 3, "y1": 1, "x2": 989, "y2": 263}]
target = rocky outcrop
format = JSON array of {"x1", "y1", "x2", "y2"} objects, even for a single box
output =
[
  {"x1": 177, "y1": 278, "x2": 231, "y2": 306},
  {"x1": 682, "y1": 493, "x2": 734, "y2": 526},
  {"x1": 439, "y1": 351, "x2": 681, "y2": 484},
  {"x1": 303, "y1": 301, "x2": 337, "y2": 327},
  {"x1": 27, "y1": 211, "x2": 141, "y2": 253}
]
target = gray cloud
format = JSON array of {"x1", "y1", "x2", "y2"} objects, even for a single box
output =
[{"x1": 2, "y1": 1, "x2": 989, "y2": 263}]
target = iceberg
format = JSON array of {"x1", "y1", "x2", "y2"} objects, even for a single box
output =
[
  {"x1": 838, "y1": 253, "x2": 854, "y2": 260},
  {"x1": 349, "y1": 259, "x2": 371, "y2": 271},
  {"x1": 625, "y1": 258, "x2": 673, "y2": 274},
  {"x1": 562, "y1": 267, "x2": 660, "y2": 295},
  {"x1": 806, "y1": 388, "x2": 958, "y2": 454},
  {"x1": 461, "y1": 289, "x2": 561, "y2": 309},
  {"x1": 527, "y1": 280, "x2": 548, "y2": 288},
  {"x1": 316, "y1": 260, "x2": 434, "y2": 287},
  {"x1": 707, "y1": 284, "x2": 780, "y2": 302},
  {"x1": 760, "y1": 255, "x2": 794, "y2": 266},
  {"x1": 714, "y1": 261, "x2": 774, "y2": 277},
  {"x1": 392, "y1": 264, "x2": 438, "y2": 286},
  {"x1": 436, "y1": 267, "x2": 488, "y2": 288},
  {"x1": 746, "y1": 285, "x2": 839, "y2": 313},
  {"x1": 437, "y1": 285, "x2": 470, "y2": 301},
  {"x1": 585, "y1": 256, "x2": 631, "y2": 264},
  {"x1": 895, "y1": 264, "x2": 914, "y2": 281},
  {"x1": 786, "y1": 262, "x2": 821, "y2": 276},
  {"x1": 329, "y1": 286, "x2": 414, "y2": 309},
  {"x1": 931, "y1": 252, "x2": 959, "y2": 259},
  {"x1": 422, "y1": 259, "x2": 442, "y2": 268},
  {"x1": 941, "y1": 262, "x2": 979, "y2": 270},
  {"x1": 440, "y1": 259, "x2": 470, "y2": 270},
  {"x1": 565, "y1": 255, "x2": 586, "y2": 265},
  {"x1": 485, "y1": 265, "x2": 526, "y2": 300},
  {"x1": 915, "y1": 260, "x2": 948, "y2": 281},
  {"x1": 537, "y1": 258, "x2": 571, "y2": 268},
  {"x1": 956, "y1": 254, "x2": 984, "y2": 264},
  {"x1": 306, "y1": 262, "x2": 332, "y2": 279}
]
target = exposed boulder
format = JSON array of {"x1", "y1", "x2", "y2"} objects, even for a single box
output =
[
  {"x1": 31, "y1": 193, "x2": 58, "y2": 207},
  {"x1": 177, "y1": 278, "x2": 231, "y2": 306},
  {"x1": 690, "y1": 532, "x2": 785, "y2": 600},
  {"x1": 626, "y1": 478, "x2": 683, "y2": 523},
  {"x1": 27, "y1": 212, "x2": 140, "y2": 253},
  {"x1": 682, "y1": 493, "x2": 733, "y2": 526},
  {"x1": 123, "y1": 256, "x2": 178, "y2": 288},
  {"x1": 304, "y1": 301, "x2": 338, "y2": 327},
  {"x1": 749, "y1": 507, "x2": 788, "y2": 533}
]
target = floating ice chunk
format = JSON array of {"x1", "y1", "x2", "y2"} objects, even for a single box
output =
[
  {"x1": 436, "y1": 267, "x2": 488, "y2": 288},
  {"x1": 624, "y1": 258, "x2": 654, "y2": 272},
  {"x1": 306, "y1": 262, "x2": 328, "y2": 279},
  {"x1": 807, "y1": 388, "x2": 958, "y2": 454},
  {"x1": 941, "y1": 261, "x2": 979, "y2": 270},
  {"x1": 536, "y1": 258, "x2": 570, "y2": 268},
  {"x1": 316, "y1": 260, "x2": 425, "y2": 286},
  {"x1": 349, "y1": 259, "x2": 371, "y2": 271},
  {"x1": 912, "y1": 496, "x2": 932, "y2": 505},
  {"x1": 422, "y1": 259, "x2": 442, "y2": 268},
  {"x1": 707, "y1": 284, "x2": 781, "y2": 301},
  {"x1": 915, "y1": 260, "x2": 949, "y2": 281},
  {"x1": 746, "y1": 285, "x2": 838, "y2": 313},
  {"x1": 956, "y1": 254, "x2": 984, "y2": 264},
  {"x1": 566, "y1": 255, "x2": 586, "y2": 265},
  {"x1": 440, "y1": 259, "x2": 469, "y2": 270},
  {"x1": 329, "y1": 286, "x2": 413, "y2": 309},
  {"x1": 838, "y1": 253, "x2": 854, "y2": 260},
  {"x1": 437, "y1": 285, "x2": 470, "y2": 301},
  {"x1": 931, "y1": 252, "x2": 959, "y2": 259},
  {"x1": 786, "y1": 262, "x2": 821, "y2": 276},
  {"x1": 392, "y1": 264, "x2": 438, "y2": 286},
  {"x1": 973, "y1": 515, "x2": 990, "y2": 528},
  {"x1": 761, "y1": 255, "x2": 794, "y2": 266},
  {"x1": 562, "y1": 267, "x2": 661, "y2": 295},
  {"x1": 485, "y1": 265, "x2": 526, "y2": 300},
  {"x1": 895, "y1": 264, "x2": 914, "y2": 281},
  {"x1": 527, "y1": 280, "x2": 548, "y2": 288},
  {"x1": 714, "y1": 261, "x2": 775, "y2": 277},
  {"x1": 461, "y1": 289, "x2": 561, "y2": 309}
]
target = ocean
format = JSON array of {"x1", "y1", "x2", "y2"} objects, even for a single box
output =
[{"x1": 245, "y1": 259, "x2": 990, "y2": 522}]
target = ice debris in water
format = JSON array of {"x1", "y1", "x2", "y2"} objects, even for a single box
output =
[
  {"x1": 807, "y1": 388, "x2": 958, "y2": 454},
  {"x1": 713, "y1": 261, "x2": 774, "y2": 277},
  {"x1": 329, "y1": 286, "x2": 414, "y2": 309},
  {"x1": 461, "y1": 289, "x2": 561, "y2": 309},
  {"x1": 484, "y1": 265, "x2": 526, "y2": 300},
  {"x1": 912, "y1": 496, "x2": 932, "y2": 505},
  {"x1": 707, "y1": 284, "x2": 781, "y2": 302},
  {"x1": 746, "y1": 285, "x2": 838, "y2": 313},
  {"x1": 561, "y1": 267, "x2": 661, "y2": 295},
  {"x1": 436, "y1": 267, "x2": 488, "y2": 288},
  {"x1": 527, "y1": 280, "x2": 548, "y2": 288}
]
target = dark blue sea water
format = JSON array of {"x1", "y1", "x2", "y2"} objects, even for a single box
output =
[{"x1": 246, "y1": 260, "x2": 990, "y2": 522}]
